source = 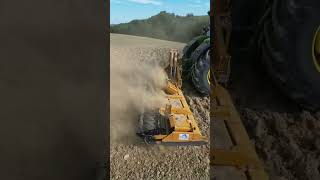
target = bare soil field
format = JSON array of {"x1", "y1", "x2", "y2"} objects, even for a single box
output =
[
  {"x1": 110, "y1": 33, "x2": 320, "y2": 180},
  {"x1": 110, "y1": 34, "x2": 210, "y2": 180},
  {"x1": 230, "y1": 53, "x2": 320, "y2": 180}
]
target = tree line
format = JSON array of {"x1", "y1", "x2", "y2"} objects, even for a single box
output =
[{"x1": 110, "y1": 11, "x2": 209, "y2": 43}]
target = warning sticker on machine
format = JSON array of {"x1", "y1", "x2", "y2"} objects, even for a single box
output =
[{"x1": 179, "y1": 134, "x2": 189, "y2": 140}]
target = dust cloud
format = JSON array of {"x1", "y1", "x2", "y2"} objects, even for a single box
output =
[{"x1": 110, "y1": 48, "x2": 168, "y2": 142}]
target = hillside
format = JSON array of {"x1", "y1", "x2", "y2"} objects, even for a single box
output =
[{"x1": 110, "y1": 11, "x2": 209, "y2": 43}]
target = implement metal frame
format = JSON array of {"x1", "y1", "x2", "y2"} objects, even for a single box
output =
[{"x1": 210, "y1": 0, "x2": 269, "y2": 179}]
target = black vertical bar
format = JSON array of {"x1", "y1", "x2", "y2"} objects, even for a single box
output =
[{"x1": 0, "y1": 1, "x2": 108, "y2": 180}]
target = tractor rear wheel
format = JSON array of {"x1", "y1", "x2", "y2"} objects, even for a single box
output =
[
  {"x1": 183, "y1": 35, "x2": 208, "y2": 59},
  {"x1": 191, "y1": 50, "x2": 210, "y2": 95},
  {"x1": 182, "y1": 35, "x2": 208, "y2": 77},
  {"x1": 190, "y1": 39, "x2": 210, "y2": 64},
  {"x1": 260, "y1": 0, "x2": 320, "y2": 110}
]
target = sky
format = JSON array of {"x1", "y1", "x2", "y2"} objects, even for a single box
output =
[{"x1": 110, "y1": 0, "x2": 210, "y2": 24}]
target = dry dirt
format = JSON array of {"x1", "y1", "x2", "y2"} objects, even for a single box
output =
[
  {"x1": 241, "y1": 109, "x2": 320, "y2": 180},
  {"x1": 110, "y1": 33, "x2": 210, "y2": 180},
  {"x1": 110, "y1": 33, "x2": 320, "y2": 180},
  {"x1": 230, "y1": 53, "x2": 320, "y2": 180}
]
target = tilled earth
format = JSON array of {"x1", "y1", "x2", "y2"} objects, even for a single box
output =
[
  {"x1": 230, "y1": 53, "x2": 320, "y2": 180},
  {"x1": 110, "y1": 33, "x2": 320, "y2": 180},
  {"x1": 110, "y1": 34, "x2": 210, "y2": 180},
  {"x1": 242, "y1": 109, "x2": 320, "y2": 180}
]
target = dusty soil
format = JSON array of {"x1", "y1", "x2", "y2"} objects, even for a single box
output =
[
  {"x1": 242, "y1": 109, "x2": 320, "y2": 180},
  {"x1": 110, "y1": 33, "x2": 320, "y2": 180},
  {"x1": 110, "y1": 34, "x2": 210, "y2": 180},
  {"x1": 229, "y1": 52, "x2": 320, "y2": 180}
]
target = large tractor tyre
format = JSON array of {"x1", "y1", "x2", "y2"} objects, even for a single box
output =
[
  {"x1": 183, "y1": 35, "x2": 208, "y2": 59},
  {"x1": 183, "y1": 39, "x2": 210, "y2": 80},
  {"x1": 191, "y1": 51, "x2": 210, "y2": 95},
  {"x1": 184, "y1": 39, "x2": 210, "y2": 79},
  {"x1": 182, "y1": 35, "x2": 208, "y2": 76},
  {"x1": 190, "y1": 39, "x2": 210, "y2": 63},
  {"x1": 260, "y1": 0, "x2": 320, "y2": 110}
]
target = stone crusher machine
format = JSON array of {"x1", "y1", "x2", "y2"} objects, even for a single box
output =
[{"x1": 136, "y1": 49, "x2": 208, "y2": 146}]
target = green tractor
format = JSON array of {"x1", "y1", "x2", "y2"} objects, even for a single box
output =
[
  {"x1": 182, "y1": 19, "x2": 211, "y2": 95},
  {"x1": 183, "y1": 0, "x2": 320, "y2": 110}
]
